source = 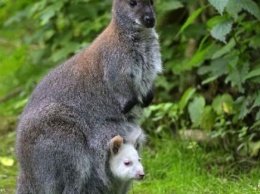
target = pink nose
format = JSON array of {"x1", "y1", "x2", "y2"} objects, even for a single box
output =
[{"x1": 136, "y1": 172, "x2": 145, "y2": 180}]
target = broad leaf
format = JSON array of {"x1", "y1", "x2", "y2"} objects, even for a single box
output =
[
  {"x1": 210, "y1": 20, "x2": 233, "y2": 43},
  {"x1": 188, "y1": 96, "x2": 205, "y2": 127},
  {"x1": 226, "y1": 0, "x2": 243, "y2": 20},
  {"x1": 239, "y1": 0, "x2": 260, "y2": 20},
  {"x1": 226, "y1": 0, "x2": 260, "y2": 20},
  {"x1": 212, "y1": 94, "x2": 234, "y2": 115},
  {"x1": 208, "y1": 0, "x2": 228, "y2": 15},
  {"x1": 235, "y1": 96, "x2": 250, "y2": 119}
]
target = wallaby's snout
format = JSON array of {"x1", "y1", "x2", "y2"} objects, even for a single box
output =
[
  {"x1": 136, "y1": 171, "x2": 145, "y2": 180},
  {"x1": 143, "y1": 13, "x2": 155, "y2": 28},
  {"x1": 139, "y1": 2, "x2": 156, "y2": 28}
]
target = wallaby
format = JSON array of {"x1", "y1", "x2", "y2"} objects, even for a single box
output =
[{"x1": 16, "y1": 0, "x2": 161, "y2": 193}]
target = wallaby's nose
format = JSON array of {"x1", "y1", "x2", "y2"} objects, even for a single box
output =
[
  {"x1": 137, "y1": 172, "x2": 145, "y2": 180},
  {"x1": 144, "y1": 15, "x2": 155, "y2": 28}
]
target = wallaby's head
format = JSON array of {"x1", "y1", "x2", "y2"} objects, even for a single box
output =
[
  {"x1": 112, "y1": 0, "x2": 156, "y2": 29},
  {"x1": 109, "y1": 135, "x2": 145, "y2": 181}
]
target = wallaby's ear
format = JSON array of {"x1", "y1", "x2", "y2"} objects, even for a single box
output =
[
  {"x1": 128, "y1": 126, "x2": 145, "y2": 144},
  {"x1": 110, "y1": 135, "x2": 123, "y2": 155}
]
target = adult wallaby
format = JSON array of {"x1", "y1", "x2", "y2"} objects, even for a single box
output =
[{"x1": 16, "y1": 0, "x2": 161, "y2": 193}]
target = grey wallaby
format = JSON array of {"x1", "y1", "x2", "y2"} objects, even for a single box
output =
[{"x1": 16, "y1": 0, "x2": 161, "y2": 193}]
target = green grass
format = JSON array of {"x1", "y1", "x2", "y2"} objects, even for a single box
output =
[
  {"x1": 131, "y1": 136, "x2": 260, "y2": 194},
  {"x1": 0, "y1": 125, "x2": 260, "y2": 194},
  {"x1": 0, "y1": 117, "x2": 17, "y2": 194}
]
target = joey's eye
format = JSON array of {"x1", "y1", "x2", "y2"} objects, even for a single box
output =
[
  {"x1": 150, "y1": 0, "x2": 154, "y2": 6},
  {"x1": 124, "y1": 161, "x2": 132, "y2": 166},
  {"x1": 129, "y1": 0, "x2": 137, "y2": 7},
  {"x1": 138, "y1": 158, "x2": 141, "y2": 162}
]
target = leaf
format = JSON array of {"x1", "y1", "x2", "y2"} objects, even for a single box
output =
[
  {"x1": 256, "y1": 110, "x2": 260, "y2": 120},
  {"x1": 212, "y1": 38, "x2": 236, "y2": 59},
  {"x1": 179, "y1": 88, "x2": 196, "y2": 112},
  {"x1": 210, "y1": 19, "x2": 233, "y2": 43},
  {"x1": 249, "y1": 35, "x2": 260, "y2": 48},
  {"x1": 226, "y1": 0, "x2": 260, "y2": 20},
  {"x1": 0, "y1": 157, "x2": 14, "y2": 167},
  {"x1": 249, "y1": 141, "x2": 260, "y2": 157},
  {"x1": 239, "y1": 0, "x2": 260, "y2": 20},
  {"x1": 39, "y1": 2, "x2": 63, "y2": 26},
  {"x1": 208, "y1": 0, "x2": 228, "y2": 15},
  {"x1": 212, "y1": 94, "x2": 234, "y2": 115},
  {"x1": 200, "y1": 106, "x2": 216, "y2": 131},
  {"x1": 201, "y1": 76, "x2": 218, "y2": 85},
  {"x1": 188, "y1": 96, "x2": 205, "y2": 127},
  {"x1": 160, "y1": 1, "x2": 184, "y2": 11},
  {"x1": 225, "y1": 0, "x2": 243, "y2": 20},
  {"x1": 177, "y1": 7, "x2": 205, "y2": 36},
  {"x1": 187, "y1": 43, "x2": 214, "y2": 68},
  {"x1": 235, "y1": 96, "x2": 250, "y2": 119},
  {"x1": 244, "y1": 68, "x2": 260, "y2": 80},
  {"x1": 225, "y1": 57, "x2": 249, "y2": 93},
  {"x1": 210, "y1": 58, "x2": 229, "y2": 76},
  {"x1": 206, "y1": 15, "x2": 229, "y2": 29},
  {"x1": 252, "y1": 93, "x2": 260, "y2": 108},
  {"x1": 199, "y1": 58, "x2": 229, "y2": 84}
]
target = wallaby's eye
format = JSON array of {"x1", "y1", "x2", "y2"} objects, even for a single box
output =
[
  {"x1": 150, "y1": 0, "x2": 154, "y2": 6},
  {"x1": 138, "y1": 158, "x2": 141, "y2": 162},
  {"x1": 124, "y1": 161, "x2": 132, "y2": 166},
  {"x1": 129, "y1": 0, "x2": 137, "y2": 7}
]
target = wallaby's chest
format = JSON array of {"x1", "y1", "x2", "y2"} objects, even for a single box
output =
[{"x1": 128, "y1": 31, "x2": 162, "y2": 97}]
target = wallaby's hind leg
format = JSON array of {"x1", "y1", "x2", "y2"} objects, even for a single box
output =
[{"x1": 16, "y1": 127, "x2": 90, "y2": 194}]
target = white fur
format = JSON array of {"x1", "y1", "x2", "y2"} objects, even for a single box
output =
[
  {"x1": 110, "y1": 143, "x2": 144, "y2": 181},
  {"x1": 135, "y1": 19, "x2": 142, "y2": 25}
]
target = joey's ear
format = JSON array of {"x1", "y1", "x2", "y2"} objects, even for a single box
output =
[{"x1": 110, "y1": 135, "x2": 123, "y2": 155}]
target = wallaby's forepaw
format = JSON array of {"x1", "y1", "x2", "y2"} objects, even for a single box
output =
[
  {"x1": 122, "y1": 97, "x2": 139, "y2": 114},
  {"x1": 141, "y1": 87, "x2": 155, "y2": 108}
]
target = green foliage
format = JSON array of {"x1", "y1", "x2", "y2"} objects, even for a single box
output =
[
  {"x1": 146, "y1": 0, "x2": 260, "y2": 160},
  {"x1": 5, "y1": 0, "x2": 112, "y2": 64}
]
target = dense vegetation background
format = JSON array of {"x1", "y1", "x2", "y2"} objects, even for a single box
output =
[{"x1": 0, "y1": 0, "x2": 260, "y2": 193}]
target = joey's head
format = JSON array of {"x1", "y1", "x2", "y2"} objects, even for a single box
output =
[
  {"x1": 109, "y1": 135, "x2": 145, "y2": 181},
  {"x1": 112, "y1": 0, "x2": 156, "y2": 29}
]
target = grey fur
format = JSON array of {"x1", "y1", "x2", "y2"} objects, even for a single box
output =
[{"x1": 16, "y1": 0, "x2": 161, "y2": 193}]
